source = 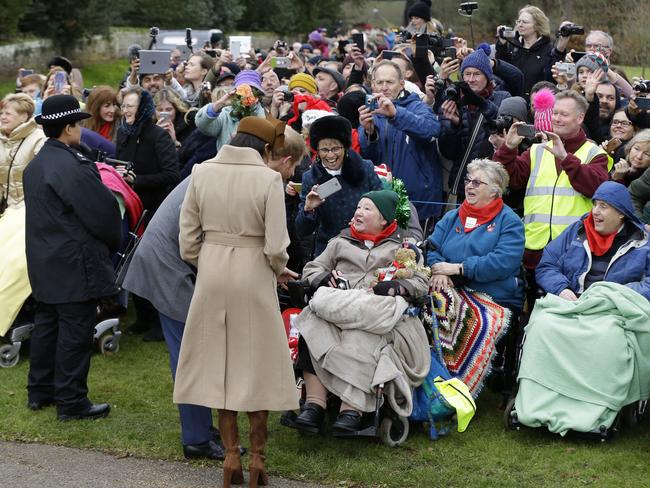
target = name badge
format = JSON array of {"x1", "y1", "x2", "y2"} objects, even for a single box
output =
[{"x1": 465, "y1": 217, "x2": 478, "y2": 229}]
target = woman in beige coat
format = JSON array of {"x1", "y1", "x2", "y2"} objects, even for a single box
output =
[
  {"x1": 0, "y1": 93, "x2": 46, "y2": 212},
  {"x1": 175, "y1": 117, "x2": 300, "y2": 488}
]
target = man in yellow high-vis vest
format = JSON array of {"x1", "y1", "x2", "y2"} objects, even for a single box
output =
[{"x1": 493, "y1": 90, "x2": 609, "y2": 300}]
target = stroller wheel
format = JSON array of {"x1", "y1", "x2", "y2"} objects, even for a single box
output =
[
  {"x1": 0, "y1": 344, "x2": 19, "y2": 368},
  {"x1": 503, "y1": 397, "x2": 518, "y2": 430},
  {"x1": 378, "y1": 415, "x2": 409, "y2": 447},
  {"x1": 99, "y1": 334, "x2": 119, "y2": 355}
]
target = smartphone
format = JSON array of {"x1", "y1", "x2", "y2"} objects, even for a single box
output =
[
  {"x1": 571, "y1": 51, "x2": 587, "y2": 62},
  {"x1": 316, "y1": 177, "x2": 342, "y2": 199},
  {"x1": 19, "y1": 69, "x2": 34, "y2": 77},
  {"x1": 53, "y1": 71, "x2": 66, "y2": 94},
  {"x1": 230, "y1": 40, "x2": 241, "y2": 58},
  {"x1": 516, "y1": 124, "x2": 538, "y2": 138},
  {"x1": 270, "y1": 57, "x2": 291, "y2": 68},
  {"x1": 556, "y1": 62, "x2": 576, "y2": 77},
  {"x1": 158, "y1": 111, "x2": 171, "y2": 123},
  {"x1": 351, "y1": 33, "x2": 364, "y2": 52},
  {"x1": 444, "y1": 47, "x2": 457, "y2": 59},
  {"x1": 415, "y1": 34, "x2": 429, "y2": 59},
  {"x1": 382, "y1": 50, "x2": 398, "y2": 60},
  {"x1": 635, "y1": 97, "x2": 650, "y2": 111}
]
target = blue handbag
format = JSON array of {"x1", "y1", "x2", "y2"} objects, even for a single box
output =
[{"x1": 409, "y1": 310, "x2": 455, "y2": 440}]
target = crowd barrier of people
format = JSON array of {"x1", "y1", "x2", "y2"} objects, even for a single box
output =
[{"x1": 2, "y1": 1, "x2": 650, "y2": 486}]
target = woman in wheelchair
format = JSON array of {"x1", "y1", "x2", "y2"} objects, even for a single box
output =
[
  {"x1": 292, "y1": 190, "x2": 430, "y2": 433},
  {"x1": 535, "y1": 181, "x2": 650, "y2": 300}
]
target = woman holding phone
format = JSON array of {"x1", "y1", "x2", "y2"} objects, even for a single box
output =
[
  {"x1": 295, "y1": 115, "x2": 383, "y2": 257},
  {"x1": 153, "y1": 88, "x2": 192, "y2": 147}
]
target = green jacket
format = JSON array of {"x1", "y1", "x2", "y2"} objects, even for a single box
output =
[
  {"x1": 629, "y1": 167, "x2": 650, "y2": 224},
  {"x1": 515, "y1": 282, "x2": 650, "y2": 435}
]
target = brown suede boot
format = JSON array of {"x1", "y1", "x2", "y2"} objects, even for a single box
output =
[
  {"x1": 218, "y1": 409, "x2": 244, "y2": 487},
  {"x1": 247, "y1": 410, "x2": 269, "y2": 487}
]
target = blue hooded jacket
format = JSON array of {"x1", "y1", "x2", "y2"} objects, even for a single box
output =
[
  {"x1": 359, "y1": 91, "x2": 443, "y2": 220},
  {"x1": 536, "y1": 181, "x2": 650, "y2": 300}
]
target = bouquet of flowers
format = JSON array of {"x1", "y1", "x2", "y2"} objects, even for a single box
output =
[{"x1": 230, "y1": 84, "x2": 259, "y2": 119}]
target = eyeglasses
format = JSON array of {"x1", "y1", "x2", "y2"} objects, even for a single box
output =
[
  {"x1": 464, "y1": 177, "x2": 488, "y2": 188},
  {"x1": 318, "y1": 146, "x2": 344, "y2": 155},
  {"x1": 120, "y1": 104, "x2": 137, "y2": 110},
  {"x1": 585, "y1": 43, "x2": 609, "y2": 51},
  {"x1": 611, "y1": 120, "x2": 632, "y2": 127}
]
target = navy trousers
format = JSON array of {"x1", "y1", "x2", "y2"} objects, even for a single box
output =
[{"x1": 158, "y1": 312, "x2": 213, "y2": 445}]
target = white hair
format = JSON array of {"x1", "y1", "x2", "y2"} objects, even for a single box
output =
[{"x1": 467, "y1": 159, "x2": 510, "y2": 198}]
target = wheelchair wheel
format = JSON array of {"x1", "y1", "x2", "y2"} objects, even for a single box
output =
[
  {"x1": 99, "y1": 334, "x2": 119, "y2": 355},
  {"x1": 0, "y1": 344, "x2": 19, "y2": 368},
  {"x1": 503, "y1": 397, "x2": 518, "y2": 430},
  {"x1": 379, "y1": 415, "x2": 409, "y2": 447}
]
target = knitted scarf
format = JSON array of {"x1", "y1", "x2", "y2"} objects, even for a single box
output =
[{"x1": 458, "y1": 198, "x2": 503, "y2": 233}]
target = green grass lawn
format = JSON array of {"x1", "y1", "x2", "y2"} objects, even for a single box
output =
[
  {"x1": 0, "y1": 59, "x2": 130, "y2": 97},
  {"x1": 1, "y1": 328, "x2": 649, "y2": 488}
]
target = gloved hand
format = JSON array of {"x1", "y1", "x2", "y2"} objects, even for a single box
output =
[
  {"x1": 458, "y1": 81, "x2": 488, "y2": 111},
  {"x1": 373, "y1": 280, "x2": 406, "y2": 297}
]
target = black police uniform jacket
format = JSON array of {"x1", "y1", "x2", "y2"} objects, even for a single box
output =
[{"x1": 23, "y1": 139, "x2": 122, "y2": 304}]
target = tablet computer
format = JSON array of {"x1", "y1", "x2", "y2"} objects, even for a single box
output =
[{"x1": 139, "y1": 50, "x2": 171, "y2": 74}]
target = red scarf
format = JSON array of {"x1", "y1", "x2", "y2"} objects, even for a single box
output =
[
  {"x1": 458, "y1": 198, "x2": 503, "y2": 233},
  {"x1": 350, "y1": 220, "x2": 398, "y2": 244},
  {"x1": 98, "y1": 122, "x2": 112, "y2": 141},
  {"x1": 584, "y1": 213, "x2": 618, "y2": 256}
]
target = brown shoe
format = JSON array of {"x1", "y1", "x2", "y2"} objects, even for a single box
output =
[
  {"x1": 218, "y1": 410, "x2": 244, "y2": 487},
  {"x1": 247, "y1": 410, "x2": 269, "y2": 487}
]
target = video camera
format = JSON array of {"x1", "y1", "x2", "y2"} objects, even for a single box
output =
[
  {"x1": 557, "y1": 24, "x2": 584, "y2": 37},
  {"x1": 485, "y1": 115, "x2": 514, "y2": 135},
  {"x1": 633, "y1": 80, "x2": 650, "y2": 93},
  {"x1": 413, "y1": 33, "x2": 454, "y2": 60}
]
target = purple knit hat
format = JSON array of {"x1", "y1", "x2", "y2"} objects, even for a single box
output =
[{"x1": 234, "y1": 70, "x2": 263, "y2": 92}]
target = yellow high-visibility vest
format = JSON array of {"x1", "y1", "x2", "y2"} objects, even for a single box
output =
[{"x1": 523, "y1": 140, "x2": 608, "y2": 250}]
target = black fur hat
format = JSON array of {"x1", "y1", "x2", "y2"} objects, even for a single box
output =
[
  {"x1": 309, "y1": 115, "x2": 352, "y2": 150},
  {"x1": 408, "y1": 1, "x2": 432, "y2": 22}
]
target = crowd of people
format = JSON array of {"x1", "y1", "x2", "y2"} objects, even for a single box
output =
[{"x1": 2, "y1": 0, "x2": 650, "y2": 486}]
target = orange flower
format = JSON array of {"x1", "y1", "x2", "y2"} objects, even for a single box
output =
[{"x1": 235, "y1": 84, "x2": 254, "y2": 98}]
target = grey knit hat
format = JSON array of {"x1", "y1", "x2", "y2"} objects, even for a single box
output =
[{"x1": 498, "y1": 96, "x2": 528, "y2": 122}]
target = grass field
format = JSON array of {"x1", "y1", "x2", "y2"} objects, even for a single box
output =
[{"x1": 1, "y1": 328, "x2": 649, "y2": 488}]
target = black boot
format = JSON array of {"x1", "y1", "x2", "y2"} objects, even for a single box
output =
[{"x1": 294, "y1": 403, "x2": 325, "y2": 430}]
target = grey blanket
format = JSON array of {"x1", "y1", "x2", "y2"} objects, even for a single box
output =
[{"x1": 295, "y1": 287, "x2": 431, "y2": 416}]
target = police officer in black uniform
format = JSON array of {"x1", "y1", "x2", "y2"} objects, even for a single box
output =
[{"x1": 23, "y1": 95, "x2": 121, "y2": 420}]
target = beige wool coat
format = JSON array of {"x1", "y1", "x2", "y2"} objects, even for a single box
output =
[
  {"x1": 0, "y1": 119, "x2": 46, "y2": 209},
  {"x1": 173, "y1": 145, "x2": 299, "y2": 412}
]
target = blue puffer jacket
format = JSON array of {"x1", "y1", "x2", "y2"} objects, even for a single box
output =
[
  {"x1": 536, "y1": 181, "x2": 650, "y2": 300},
  {"x1": 359, "y1": 91, "x2": 442, "y2": 220},
  {"x1": 295, "y1": 150, "x2": 382, "y2": 257},
  {"x1": 427, "y1": 202, "x2": 525, "y2": 309},
  {"x1": 437, "y1": 89, "x2": 511, "y2": 196}
]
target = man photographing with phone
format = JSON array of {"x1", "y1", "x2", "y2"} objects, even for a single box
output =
[{"x1": 492, "y1": 90, "x2": 609, "y2": 299}]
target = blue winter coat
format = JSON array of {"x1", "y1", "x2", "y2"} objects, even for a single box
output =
[
  {"x1": 295, "y1": 150, "x2": 382, "y2": 257},
  {"x1": 536, "y1": 181, "x2": 650, "y2": 301},
  {"x1": 427, "y1": 203, "x2": 525, "y2": 309},
  {"x1": 358, "y1": 91, "x2": 443, "y2": 220}
]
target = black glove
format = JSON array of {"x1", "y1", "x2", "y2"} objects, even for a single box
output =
[
  {"x1": 458, "y1": 81, "x2": 488, "y2": 111},
  {"x1": 373, "y1": 280, "x2": 405, "y2": 297}
]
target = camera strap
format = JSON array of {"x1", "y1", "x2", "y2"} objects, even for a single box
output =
[
  {"x1": 445, "y1": 112, "x2": 484, "y2": 213},
  {"x1": 1, "y1": 138, "x2": 27, "y2": 214}
]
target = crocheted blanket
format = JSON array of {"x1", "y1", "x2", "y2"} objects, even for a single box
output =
[{"x1": 431, "y1": 287, "x2": 511, "y2": 397}]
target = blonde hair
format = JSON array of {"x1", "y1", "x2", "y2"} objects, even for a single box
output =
[
  {"x1": 272, "y1": 125, "x2": 306, "y2": 163},
  {"x1": 1, "y1": 93, "x2": 36, "y2": 118},
  {"x1": 467, "y1": 159, "x2": 510, "y2": 198},
  {"x1": 519, "y1": 5, "x2": 551, "y2": 38},
  {"x1": 625, "y1": 129, "x2": 650, "y2": 157},
  {"x1": 153, "y1": 88, "x2": 190, "y2": 115}
]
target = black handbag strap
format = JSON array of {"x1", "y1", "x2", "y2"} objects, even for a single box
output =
[{"x1": 2, "y1": 137, "x2": 27, "y2": 203}]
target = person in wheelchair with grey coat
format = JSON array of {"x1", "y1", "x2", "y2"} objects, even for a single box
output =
[{"x1": 289, "y1": 190, "x2": 431, "y2": 435}]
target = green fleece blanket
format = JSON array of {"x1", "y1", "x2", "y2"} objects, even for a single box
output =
[{"x1": 515, "y1": 282, "x2": 650, "y2": 435}]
